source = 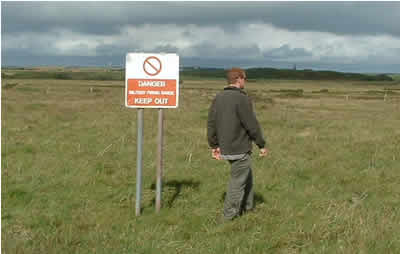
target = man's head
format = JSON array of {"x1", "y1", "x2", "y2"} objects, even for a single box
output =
[{"x1": 226, "y1": 67, "x2": 247, "y2": 89}]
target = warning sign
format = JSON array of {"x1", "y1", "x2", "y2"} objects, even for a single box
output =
[{"x1": 125, "y1": 53, "x2": 179, "y2": 108}]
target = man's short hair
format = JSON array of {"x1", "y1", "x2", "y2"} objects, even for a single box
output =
[{"x1": 226, "y1": 67, "x2": 246, "y2": 84}]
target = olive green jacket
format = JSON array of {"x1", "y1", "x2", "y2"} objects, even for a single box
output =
[{"x1": 207, "y1": 86, "x2": 266, "y2": 155}]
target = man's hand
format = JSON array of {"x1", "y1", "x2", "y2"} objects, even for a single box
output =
[
  {"x1": 259, "y1": 148, "x2": 268, "y2": 157},
  {"x1": 212, "y1": 147, "x2": 222, "y2": 160}
]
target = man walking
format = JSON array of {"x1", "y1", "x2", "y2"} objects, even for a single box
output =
[{"x1": 207, "y1": 67, "x2": 268, "y2": 221}]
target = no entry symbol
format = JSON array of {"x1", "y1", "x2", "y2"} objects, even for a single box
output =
[{"x1": 143, "y1": 56, "x2": 162, "y2": 76}]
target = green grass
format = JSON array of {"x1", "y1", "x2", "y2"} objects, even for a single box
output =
[{"x1": 2, "y1": 78, "x2": 400, "y2": 253}]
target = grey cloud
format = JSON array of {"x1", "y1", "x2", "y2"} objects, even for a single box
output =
[
  {"x1": 189, "y1": 43, "x2": 262, "y2": 60},
  {"x1": 366, "y1": 47, "x2": 400, "y2": 65},
  {"x1": 252, "y1": 2, "x2": 400, "y2": 37},
  {"x1": 96, "y1": 44, "x2": 128, "y2": 56},
  {"x1": 152, "y1": 45, "x2": 180, "y2": 54},
  {"x1": 263, "y1": 44, "x2": 312, "y2": 59},
  {"x1": 95, "y1": 43, "x2": 179, "y2": 57},
  {"x1": 2, "y1": 2, "x2": 400, "y2": 73},
  {"x1": 2, "y1": 2, "x2": 400, "y2": 37}
]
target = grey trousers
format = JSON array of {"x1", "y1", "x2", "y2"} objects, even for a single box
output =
[{"x1": 223, "y1": 154, "x2": 254, "y2": 220}]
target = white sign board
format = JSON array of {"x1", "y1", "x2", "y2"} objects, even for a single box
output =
[{"x1": 125, "y1": 53, "x2": 179, "y2": 108}]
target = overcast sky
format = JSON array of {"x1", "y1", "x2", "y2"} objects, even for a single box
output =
[{"x1": 2, "y1": 1, "x2": 400, "y2": 73}]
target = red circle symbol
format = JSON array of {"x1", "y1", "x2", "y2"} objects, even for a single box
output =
[{"x1": 143, "y1": 56, "x2": 162, "y2": 76}]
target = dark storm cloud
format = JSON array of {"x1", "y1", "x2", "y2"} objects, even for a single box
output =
[
  {"x1": 2, "y1": 2, "x2": 400, "y2": 73},
  {"x1": 2, "y1": 2, "x2": 400, "y2": 37}
]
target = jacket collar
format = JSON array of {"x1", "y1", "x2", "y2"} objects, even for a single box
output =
[{"x1": 224, "y1": 85, "x2": 247, "y2": 94}]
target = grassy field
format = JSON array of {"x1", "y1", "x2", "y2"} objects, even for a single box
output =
[{"x1": 2, "y1": 77, "x2": 400, "y2": 253}]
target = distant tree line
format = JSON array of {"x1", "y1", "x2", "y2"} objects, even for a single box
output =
[
  {"x1": 181, "y1": 67, "x2": 394, "y2": 81},
  {"x1": 1, "y1": 69, "x2": 123, "y2": 81},
  {"x1": 2, "y1": 67, "x2": 393, "y2": 81}
]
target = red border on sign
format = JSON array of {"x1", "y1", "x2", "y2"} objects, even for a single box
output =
[{"x1": 143, "y1": 56, "x2": 162, "y2": 76}]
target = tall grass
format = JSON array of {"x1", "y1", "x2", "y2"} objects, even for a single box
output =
[{"x1": 2, "y1": 78, "x2": 400, "y2": 253}]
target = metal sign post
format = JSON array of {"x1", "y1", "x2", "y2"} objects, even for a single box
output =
[
  {"x1": 135, "y1": 108, "x2": 144, "y2": 216},
  {"x1": 155, "y1": 108, "x2": 164, "y2": 212},
  {"x1": 125, "y1": 53, "x2": 179, "y2": 216}
]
